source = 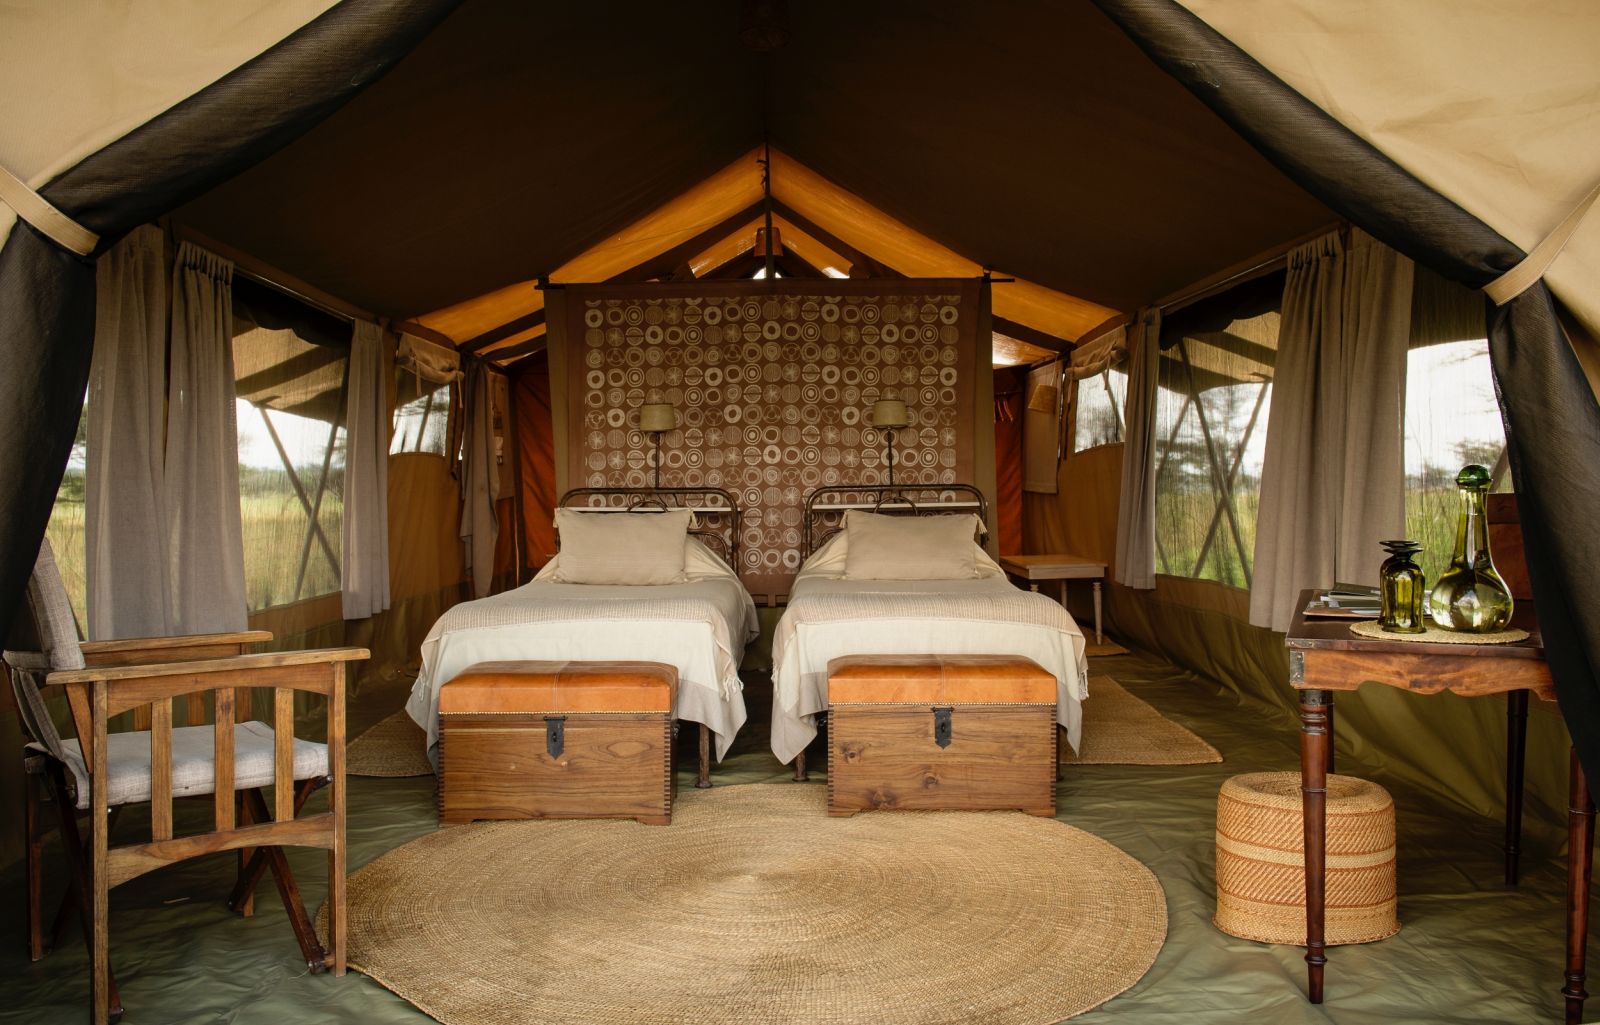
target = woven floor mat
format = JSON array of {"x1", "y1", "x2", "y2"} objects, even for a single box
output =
[
  {"x1": 323, "y1": 784, "x2": 1166, "y2": 1025},
  {"x1": 1063, "y1": 676, "x2": 1222, "y2": 766},
  {"x1": 347, "y1": 710, "x2": 432, "y2": 778}
]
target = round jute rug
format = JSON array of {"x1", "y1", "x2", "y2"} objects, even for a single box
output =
[{"x1": 333, "y1": 785, "x2": 1166, "y2": 1025}]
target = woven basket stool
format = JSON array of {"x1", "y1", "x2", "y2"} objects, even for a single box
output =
[{"x1": 1214, "y1": 771, "x2": 1399, "y2": 945}]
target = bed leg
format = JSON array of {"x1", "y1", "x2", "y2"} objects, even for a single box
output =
[
  {"x1": 794, "y1": 749, "x2": 808, "y2": 783},
  {"x1": 696, "y1": 724, "x2": 712, "y2": 789}
]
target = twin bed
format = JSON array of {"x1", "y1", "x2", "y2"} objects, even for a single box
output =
[{"x1": 406, "y1": 484, "x2": 1089, "y2": 779}]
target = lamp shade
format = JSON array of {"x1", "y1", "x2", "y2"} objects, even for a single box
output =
[
  {"x1": 870, "y1": 399, "x2": 911, "y2": 429},
  {"x1": 639, "y1": 403, "x2": 678, "y2": 432}
]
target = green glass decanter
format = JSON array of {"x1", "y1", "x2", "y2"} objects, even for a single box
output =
[
  {"x1": 1378, "y1": 540, "x2": 1427, "y2": 633},
  {"x1": 1429, "y1": 464, "x2": 1514, "y2": 632}
]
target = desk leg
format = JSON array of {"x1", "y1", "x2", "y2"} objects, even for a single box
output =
[
  {"x1": 1092, "y1": 581, "x2": 1103, "y2": 646},
  {"x1": 1300, "y1": 688, "x2": 1332, "y2": 1004},
  {"x1": 1505, "y1": 689, "x2": 1529, "y2": 885},
  {"x1": 1565, "y1": 747, "x2": 1594, "y2": 1025}
]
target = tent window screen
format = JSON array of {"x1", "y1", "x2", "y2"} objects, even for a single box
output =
[
  {"x1": 392, "y1": 375, "x2": 451, "y2": 456},
  {"x1": 44, "y1": 395, "x2": 89, "y2": 629},
  {"x1": 1405, "y1": 269, "x2": 1508, "y2": 585},
  {"x1": 1153, "y1": 278, "x2": 1280, "y2": 589},
  {"x1": 1072, "y1": 353, "x2": 1128, "y2": 452},
  {"x1": 232, "y1": 283, "x2": 349, "y2": 612}
]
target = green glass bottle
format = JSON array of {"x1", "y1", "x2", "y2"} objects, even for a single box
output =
[
  {"x1": 1378, "y1": 540, "x2": 1427, "y2": 633},
  {"x1": 1429, "y1": 464, "x2": 1514, "y2": 632}
]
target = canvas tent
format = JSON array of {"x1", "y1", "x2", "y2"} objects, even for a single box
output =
[{"x1": 2, "y1": 1, "x2": 1600, "y2": 1017}]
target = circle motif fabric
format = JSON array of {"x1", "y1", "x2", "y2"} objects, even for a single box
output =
[
  {"x1": 576, "y1": 293, "x2": 967, "y2": 583},
  {"x1": 331, "y1": 787, "x2": 1166, "y2": 1025}
]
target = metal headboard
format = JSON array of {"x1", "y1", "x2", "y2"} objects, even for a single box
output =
[
  {"x1": 558, "y1": 487, "x2": 742, "y2": 570},
  {"x1": 802, "y1": 484, "x2": 990, "y2": 559}
]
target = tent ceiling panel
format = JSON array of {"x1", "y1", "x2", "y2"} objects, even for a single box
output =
[
  {"x1": 0, "y1": 0, "x2": 339, "y2": 251},
  {"x1": 170, "y1": 0, "x2": 1336, "y2": 347},
  {"x1": 1181, "y1": 0, "x2": 1600, "y2": 343},
  {"x1": 766, "y1": 1, "x2": 1332, "y2": 314},
  {"x1": 177, "y1": 1, "x2": 765, "y2": 320}
]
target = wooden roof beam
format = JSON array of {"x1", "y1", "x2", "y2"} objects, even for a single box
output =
[
  {"x1": 993, "y1": 315, "x2": 1074, "y2": 354},
  {"x1": 460, "y1": 309, "x2": 546, "y2": 354},
  {"x1": 769, "y1": 201, "x2": 903, "y2": 278},
  {"x1": 604, "y1": 200, "x2": 767, "y2": 285}
]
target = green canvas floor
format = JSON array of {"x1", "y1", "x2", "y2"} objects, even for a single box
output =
[{"x1": 2, "y1": 650, "x2": 1590, "y2": 1025}]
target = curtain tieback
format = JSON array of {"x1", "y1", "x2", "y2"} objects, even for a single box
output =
[
  {"x1": 1484, "y1": 177, "x2": 1600, "y2": 306},
  {"x1": 0, "y1": 162, "x2": 99, "y2": 256}
]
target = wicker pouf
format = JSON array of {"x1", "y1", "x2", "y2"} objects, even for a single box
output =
[{"x1": 1214, "y1": 771, "x2": 1399, "y2": 945}]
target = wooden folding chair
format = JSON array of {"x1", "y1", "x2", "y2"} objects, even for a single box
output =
[{"x1": 4, "y1": 538, "x2": 366, "y2": 1025}]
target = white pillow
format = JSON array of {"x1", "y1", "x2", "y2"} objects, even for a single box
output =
[
  {"x1": 550, "y1": 508, "x2": 691, "y2": 585},
  {"x1": 842, "y1": 510, "x2": 982, "y2": 580}
]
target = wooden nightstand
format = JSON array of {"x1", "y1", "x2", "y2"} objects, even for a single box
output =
[{"x1": 998, "y1": 554, "x2": 1107, "y2": 645}]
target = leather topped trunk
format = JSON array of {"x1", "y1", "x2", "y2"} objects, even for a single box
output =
[
  {"x1": 438, "y1": 661, "x2": 677, "y2": 826},
  {"x1": 826, "y1": 654, "x2": 1057, "y2": 817}
]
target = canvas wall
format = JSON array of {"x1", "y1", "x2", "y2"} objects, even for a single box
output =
[{"x1": 551, "y1": 279, "x2": 991, "y2": 599}]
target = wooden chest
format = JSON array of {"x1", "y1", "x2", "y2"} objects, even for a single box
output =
[
  {"x1": 438, "y1": 661, "x2": 677, "y2": 826},
  {"x1": 826, "y1": 654, "x2": 1057, "y2": 817}
]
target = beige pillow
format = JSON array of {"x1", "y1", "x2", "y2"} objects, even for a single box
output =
[
  {"x1": 551, "y1": 508, "x2": 691, "y2": 585},
  {"x1": 842, "y1": 510, "x2": 981, "y2": 580}
]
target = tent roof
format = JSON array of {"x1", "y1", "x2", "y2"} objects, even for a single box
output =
[{"x1": 170, "y1": 0, "x2": 1333, "y2": 353}]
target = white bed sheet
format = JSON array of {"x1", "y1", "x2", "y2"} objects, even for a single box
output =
[
  {"x1": 406, "y1": 547, "x2": 758, "y2": 763},
  {"x1": 769, "y1": 536, "x2": 1089, "y2": 764}
]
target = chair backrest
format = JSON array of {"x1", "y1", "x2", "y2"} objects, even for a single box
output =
[{"x1": 3, "y1": 537, "x2": 85, "y2": 759}]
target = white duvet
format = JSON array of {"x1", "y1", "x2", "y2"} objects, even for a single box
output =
[
  {"x1": 406, "y1": 540, "x2": 759, "y2": 763},
  {"x1": 769, "y1": 535, "x2": 1089, "y2": 764}
]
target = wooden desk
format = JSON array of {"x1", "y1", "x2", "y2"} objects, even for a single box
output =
[
  {"x1": 999, "y1": 554, "x2": 1107, "y2": 644},
  {"x1": 1285, "y1": 589, "x2": 1593, "y2": 1022}
]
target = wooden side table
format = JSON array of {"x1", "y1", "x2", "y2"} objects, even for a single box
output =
[
  {"x1": 999, "y1": 554, "x2": 1107, "y2": 645},
  {"x1": 1285, "y1": 589, "x2": 1592, "y2": 1022}
]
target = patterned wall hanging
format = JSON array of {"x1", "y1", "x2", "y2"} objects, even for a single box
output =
[{"x1": 559, "y1": 279, "x2": 983, "y2": 597}]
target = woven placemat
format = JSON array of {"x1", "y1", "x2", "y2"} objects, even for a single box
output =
[
  {"x1": 322, "y1": 785, "x2": 1166, "y2": 1025},
  {"x1": 1064, "y1": 676, "x2": 1221, "y2": 766},
  {"x1": 347, "y1": 710, "x2": 433, "y2": 778},
  {"x1": 1349, "y1": 621, "x2": 1529, "y2": 645}
]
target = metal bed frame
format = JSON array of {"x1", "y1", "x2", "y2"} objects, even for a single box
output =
[
  {"x1": 558, "y1": 486, "x2": 742, "y2": 571},
  {"x1": 801, "y1": 483, "x2": 990, "y2": 560}
]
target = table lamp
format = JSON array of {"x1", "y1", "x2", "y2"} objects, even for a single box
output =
[
  {"x1": 639, "y1": 402, "x2": 678, "y2": 488},
  {"x1": 870, "y1": 397, "x2": 912, "y2": 486}
]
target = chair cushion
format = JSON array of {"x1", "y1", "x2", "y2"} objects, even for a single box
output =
[
  {"x1": 827, "y1": 654, "x2": 1055, "y2": 705},
  {"x1": 49, "y1": 721, "x2": 329, "y2": 810},
  {"x1": 440, "y1": 661, "x2": 678, "y2": 714}
]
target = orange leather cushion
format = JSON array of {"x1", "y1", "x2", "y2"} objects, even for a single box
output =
[
  {"x1": 439, "y1": 661, "x2": 677, "y2": 714},
  {"x1": 827, "y1": 654, "x2": 1055, "y2": 705}
]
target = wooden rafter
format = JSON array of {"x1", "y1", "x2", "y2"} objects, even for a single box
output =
[
  {"x1": 605, "y1": 201, "x2": 767, "y2": 285},
  {"x1": 993, "y1": 316, "x2": 1074, "y2": 354},
  {"x1": 460, "y1": 310, "x2": 545, "y2": 354},
  {"x1": 488, "y1": 336, "x2": 547, "y2": 365},
  {"x1": 769, "y1": 201, "x2": 902, "y2": 278}
]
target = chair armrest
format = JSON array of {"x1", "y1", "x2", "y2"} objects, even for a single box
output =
[
  {"x1": 47, "y1": 647, "x2": 369, "y2": 685},
  {"x1": 79, "y1": 630, "x2": 274, "y2": 664}
]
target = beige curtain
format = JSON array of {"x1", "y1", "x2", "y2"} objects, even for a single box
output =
[
  {"x1": 1113, "y1": 308, "x2": 1160, "y2": 588},
  {"x1": 460, "y1": 362, "x2": 501, "y2": 598},
  {"x1": 85, "y1": 225, "x2": 173, "y2": 640},
  {"x1": 1250, "y1": 231, "x2": 1413, "y2": 631},
  {"x1": 341, "y1": 320, "x2": 391, "y2": 619},
  {"x1": 165, "y1": 242, "x2": 247, "y2": 632},
  {"x1": 1022, "y1": 362, "x2": 1062, "y2": 494},
  {"x1": 1335, "y1": 230, "x2": 1415, "y2": 580}
]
